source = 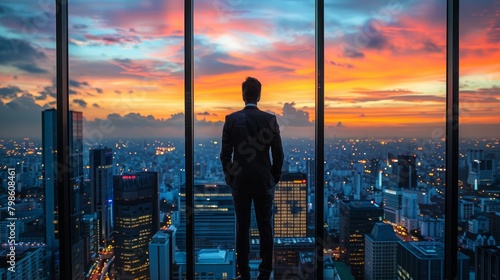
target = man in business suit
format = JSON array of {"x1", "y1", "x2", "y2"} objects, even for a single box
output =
[{"x1": 220, "y1": 77, "x2": 284, "y2": 280}]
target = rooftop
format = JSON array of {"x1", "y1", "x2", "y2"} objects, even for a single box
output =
[
  {"x1": 367, "y1": 222, "x2": 400, "y2": 242},
  {"x1": 197, "y1": 249, "x2": 227, "y2": 264}
]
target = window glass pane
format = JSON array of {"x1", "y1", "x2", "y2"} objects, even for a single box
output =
[
  {"x1": 0, "y1": 1, "x2": 56, "y2": 278},
  {"x1": 194, "y1": 1, "x2": 315, "y2": 279},
  {"x1": 325, "y1": 1, "x2": 446, "y2": 279},
  {"x1": 458, "y1": 0, "x2": 500, "y2": 279},
  {"x1": 69, "y1": 1, "x2": 184, "y2": 279}
]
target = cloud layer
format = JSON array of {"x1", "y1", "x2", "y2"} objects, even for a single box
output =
[{"x1": 0, "y1": 0, "x2": 499, "y2": 139}]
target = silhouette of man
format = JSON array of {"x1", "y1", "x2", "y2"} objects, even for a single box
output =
[{"x1": 220, "y1": 77, "x2": 284, "y2": 280}]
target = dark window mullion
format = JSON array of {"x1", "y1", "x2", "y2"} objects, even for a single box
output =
[
  {"x1": 56, "y1": 0, "x2": 72, "y2": 279},
  {"x1": 315, "y1": 0, "x2": 325, "y2": 278},
  {"x1": 184, "y1": 0, "x2": 195, "y2": 279},
  {"x1": 445, "y1": 0, "x2": 459, "y2": 279}
]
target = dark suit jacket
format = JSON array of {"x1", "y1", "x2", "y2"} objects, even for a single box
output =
[{"x1": 220, "y1": 106, "x2": 284, "y2": 191}]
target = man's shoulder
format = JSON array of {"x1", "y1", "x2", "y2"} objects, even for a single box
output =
[
  {"x1": 254, "y1": 109, "x2": 277, "y2": 120},
  {"x1": 259, "y1": 109, "x2": 276, "y2": 118},
  {"x1": 225, "y1": 109, "x2": 245, "y2": 119},
  {"x1": 225, "y1": 108, "x2": 277, "y2": 119}
]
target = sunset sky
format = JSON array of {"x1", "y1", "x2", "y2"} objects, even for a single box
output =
[{"x1": 0, "y1": 0, "x2": 499, "y2": 139}]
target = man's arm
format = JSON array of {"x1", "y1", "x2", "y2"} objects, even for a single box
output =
[
  {"x1": 220, "y1": 115, "x2": 234, "y2": 185},
  {"x1": 270, "y1": 115, "x2": 284, "y2": 183}
]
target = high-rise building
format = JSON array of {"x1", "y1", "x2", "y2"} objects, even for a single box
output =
[
  {"x1": 149, "y1": 230, "x2": 174, "y2": 280},
  {"x1": 401, "y1": 189, "x2": 428, "y2": 230},
  {"x1": 369, "y1": 158, "x2": 381, "y2": 186},
  {"x1": 458, "y1": 199, "x2": 475, "y2": 221},
  {"x1": 397, "y1": 242, "x2": 469, "y2": 280},
  {"x1": 489, "y1": 212, "x2": 500, "y2": 243},
  {"x1": 42, "y1": 109, "x2": 84, "y2": 280},
  {"x1": 274, "y1": 237, "x2": 314, "y2": 278},
  {"x1": 339, "y1": 200, "x2": 384, "y2": 280},
  {"x1": 306, "y1": 159, "x2": 316, "y2": 190},
  {"x1": 248, "y1": 237, "x2": 315, "y2": 279},
  {"x1": 0, "y1": 247, "x2": 45, "y2": 280},
  {"x1": 396, "y1": 154, "x2": 418, "y2": 190},
  {"x1": 274, "y1": 172, "x2": 308, "y2": 237},
  {"x1": 42, "y1": 108, "x2": 58, "y2": 250},
  {"x1": 383, "y1": 188, "x2": 402, "y2": 224},
  {"x1": 177, "y1": 183, "x2": 235, "y2": 250},
  {"x1": 89, "y1": 148, "x2": 114, "y2": 247},
  {"x1": 113, "y1": 172, "x2": 159, "y2": 280},
  {"x1": 364, "y1": 222, "x2": 399, "y2": 280},
  {"x1": 0, "y1": 220, "x2": 25, "y2": 241},
  {"x1": 82, "y1": 213, "x2": 98, "y2": 266},
  {"x1": 418, "y1": 216, "x2": 445, "y2": 239},
  {"x1": 475, "y1": 246, "x2": 500, "y2": 280},
  {"x1": 467, "y1": 150, "x2": 494, "y2": 189},
  {"x1": 176, "y1": 249, "x2": 236, "y2": 280}
]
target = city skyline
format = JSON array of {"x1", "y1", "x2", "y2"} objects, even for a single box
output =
[
  {"x1": 1, "y1": 0, "x2": 499, "y2": 139},
  {"x1": 1, "y1": 132, "x2": 499, "y2": 279}
]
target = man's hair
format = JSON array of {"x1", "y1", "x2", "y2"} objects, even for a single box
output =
[{"x1": 242, "y1": 77, "x2": 261, "y2": 103}]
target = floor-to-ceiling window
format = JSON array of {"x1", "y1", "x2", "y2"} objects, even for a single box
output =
[
  {"x1": 0, "y1": 0, "x2": 57, "y2": 278},
  {"x1": 68, "y1": 0, "x2": 185, "y2": 279},
  {"x1": 192, "y1": 1, "x2": 316, "y2": 279},
  {"x1": 458, "y1": 1, "x2": 500, "y2": 279},
  {"x1": 324, "y1": 1, "x2": 448, "y2": 279}
]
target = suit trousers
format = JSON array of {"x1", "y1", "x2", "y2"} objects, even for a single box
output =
[{"x1": 232, "y1": 186, "x2": 275, "y2": 278}]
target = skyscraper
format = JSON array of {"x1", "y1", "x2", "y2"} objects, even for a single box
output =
[
  {"x1": 273, "y1": 237, "x2": 315, "y2": 278},
  {"x1": 149, "y1": 230, "x2": 174, "y2": 280},
  {"x1": 397, "y1": 242, "x2": 469, "y2": 280},
  {"x1": 274, "y1": 172, "x2": 308, "y2": 237},
  {"x1": 82, "y1": 212, "x2": 98, "y2": 266},
  {"x1": 475, "y1": 246, "x2": 500, "y2": 280},
  {"x1": 42, "y1": 109, "x2": 84, "y2": 280},
  {"x1": 0, "y1": 247, "x2": 45, "y2": 279},
  {"x1": 383, "y1": 188, "x2": 402, "y2": 224},
  {"x1": 466, "y1": 149, "x2": 494, "y2": 189},
  {"x1": 113, "y1": 172, "x2": 159, "y2": 280},
  {"x1": 177, "y1": 183, "x2": 235, "y2": 250},
  {"x1": 339, "y1": 200, "x2": 383, "y2": 280},
  {"x1": 306, "y1": 159, "x2": 316, "y2": 190},
  {"x1": 489, "y1": 212, "x2": 500, "y2": 243},
  {"x1": 396, "y1": 154, "x2": 418, "y2": 190},
  {"x1": 401, "y1": 188, "x2": 429, "y2": 230},
  {"x1": 364, "y1": 222, "x2": 399, "y2": 280},
  {"x1": 42, "y1": 109, "x2": 57, "y2": 250},
  {"x1": 89, "y1": 148, "x2": 114, "y2": 247}
]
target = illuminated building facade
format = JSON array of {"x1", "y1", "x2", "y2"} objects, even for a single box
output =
[
  {"x1": 177, "y1": 183, "x2": 235, "y2": 250},
  {"x1": 339, "y1": 200, "x2": 384, "y2": 280},
  {"x1": 467, "y1": 150, "x2": 494, "y2": 189},
  {"x1": 274, "y1": 172, "x2": 308, "y2": 237},
  {"x1": 113, "y1": 172, "x2": 159, "y2": 280},
  {"x1": 383, "y1": 188, "x2": 402, "y2": 224}
]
